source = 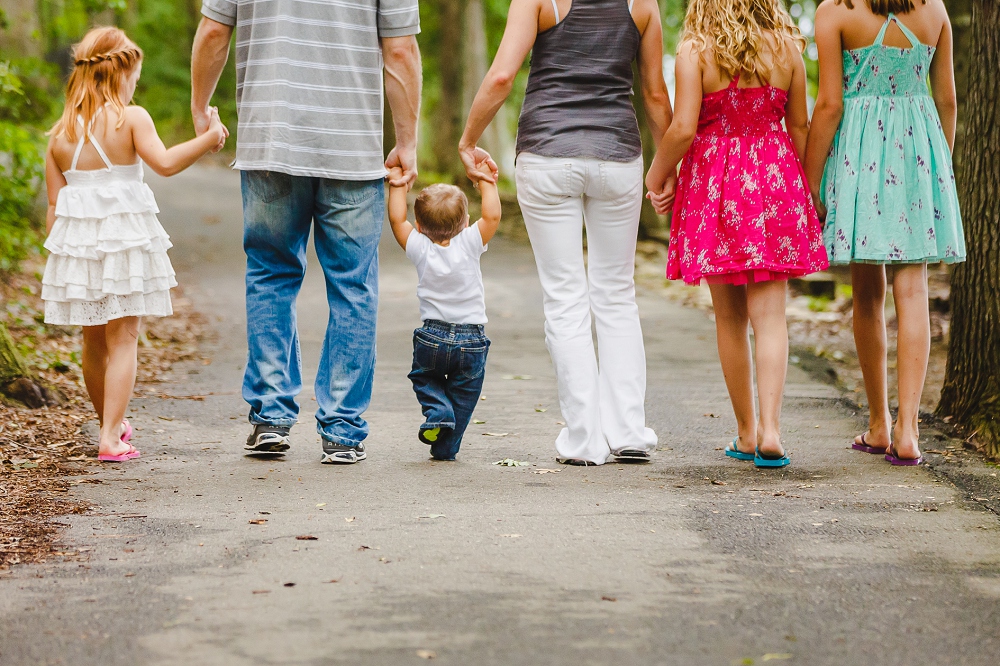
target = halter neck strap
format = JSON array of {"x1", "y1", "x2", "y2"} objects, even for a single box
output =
[
  {"x1": 70, "y1": 106, "x2": 113, "y2": 171},
  {"x1": 875, "y1": 12, "x2": 918, "y2": 48}
]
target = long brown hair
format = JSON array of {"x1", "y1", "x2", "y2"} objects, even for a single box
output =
[
  {"x1": 50, "y1": 26, "x2": 143, "y2": 143},
  {"x1": 835, "y1": 0, "x2": 927, "y2": 14},
  {"x1": 681, "y1": 0, "x2": 806, "y2": 82}
]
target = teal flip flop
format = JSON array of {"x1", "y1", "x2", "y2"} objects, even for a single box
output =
[
  {"x1": 754, "y1": 447, "x2": 791, "y2": 468},
  {"x1": 724, "y1": 437, "x2": 754, "y2": 461}
]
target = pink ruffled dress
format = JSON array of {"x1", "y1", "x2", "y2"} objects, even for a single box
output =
[{"x1": 666, "y1": 79, "x2": 828, "y2": 285}]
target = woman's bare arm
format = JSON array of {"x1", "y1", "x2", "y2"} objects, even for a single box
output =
[
  {"x1": 458, "y1": 0, "x2": 541, "y2": 183},
  {"x1": 635, "y1": 0, "x2": 672, "y2": 145}
]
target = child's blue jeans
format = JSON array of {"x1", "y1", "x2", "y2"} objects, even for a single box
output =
[{"x1": 408, "y1": 320, "x2": 490, "y2": 460}]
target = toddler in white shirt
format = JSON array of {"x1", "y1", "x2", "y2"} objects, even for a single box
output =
[{"x1": 387, "y1": 162, "x2": 501, "y2": 460}]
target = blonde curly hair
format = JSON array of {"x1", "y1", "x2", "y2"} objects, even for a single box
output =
[{"x1": 681, "y1": 0, "x2": 806, "y2": 82}]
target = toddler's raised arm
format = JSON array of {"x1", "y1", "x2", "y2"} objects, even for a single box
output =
[
  {"x1": 475, "y1": 160, "x2": 502, "y2": 245},
  {"x1": 387, "y1": 166, "x2": 415, "y2": 249}
]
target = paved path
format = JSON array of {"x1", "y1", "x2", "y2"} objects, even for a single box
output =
[{"x1": 2, "y1": 166, "x2": 999, "y2": 666}]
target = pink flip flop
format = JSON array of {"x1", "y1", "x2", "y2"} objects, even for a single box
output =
[
  {"x1": 120, "y1": 419, "x2": 133, "y2": 444},
  {"x1": 98, "y1": 444, "x2": 140, "y2": 462}
]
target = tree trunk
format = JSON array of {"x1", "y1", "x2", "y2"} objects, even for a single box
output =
[
  {"x1": 945, "y1": 0, "x2": 973, "y2": 168},
  {"x1": 429, "y1": 0, "x2": 468, "y2": 183},
  {"x1": 0, "y1": 322, "x2": 28, "y2": 386},
  {"x1": 936, "y1": 0, "x2": 1000, "y2": 459}
]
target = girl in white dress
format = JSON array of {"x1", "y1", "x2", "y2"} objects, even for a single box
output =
[{"x1": 43, "y1": 26, "x2": 227, "y2": 462}]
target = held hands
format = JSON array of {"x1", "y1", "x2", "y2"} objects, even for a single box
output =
[
  {"x1": 194, "y1": 106, "x2": 229, "y2": 153},
  {"x1": 385, "y1": 144, "x2": 417, "y2": 189},
  {"x1": 645, "y1": 170, "x2": 677, "y2": 216},
  {"x1": 811, "y1": 189, "x2": 827, "y2": 223},
  {"x1": 387, "y1": 165, "x2": 406, "y2": 188},
  {"x1": 460, "y1": 144, "x2": 499, "y2": 184}
]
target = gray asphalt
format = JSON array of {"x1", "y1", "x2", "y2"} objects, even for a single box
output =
[{"x1": 1, "y1": 165, "x2": 999, "y2": 666}]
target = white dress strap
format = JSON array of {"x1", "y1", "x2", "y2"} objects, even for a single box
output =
[
  {"x1": 628, "y1": 0, "x2": 635, "y2": 12},
  {"x1": 550, "y1": 0, "x2": 560, "y2": 24},
  {"x1": 70, "y1": 107, "x2": 113, "y2": 171}
]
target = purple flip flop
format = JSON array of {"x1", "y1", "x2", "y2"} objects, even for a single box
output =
[
  {"x1": 852, "y1": 433, "x2": 887, "y2": 455},
  {"x1": 885, "y1": 446, "x2": 923, "y2": 466}
]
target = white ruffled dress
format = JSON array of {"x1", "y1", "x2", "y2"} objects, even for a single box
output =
[{"x1": 42, "y1": 118, "x2": 176, "y2": 326}]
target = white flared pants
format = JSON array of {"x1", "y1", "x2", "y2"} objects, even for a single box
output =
[{"x1": 515, "y1": 153, "x2": 657, "y2": 465}]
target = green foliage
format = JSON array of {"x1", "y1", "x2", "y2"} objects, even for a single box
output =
[{"x1": 0, "y1": 58, "x2": 48, "y2": 272}]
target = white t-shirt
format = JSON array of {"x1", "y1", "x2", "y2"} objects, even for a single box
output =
[{"x1": 405, "y1": 224, "x2": 488, "y2": 325}]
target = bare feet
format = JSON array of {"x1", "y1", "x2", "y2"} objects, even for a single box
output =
[
  {"x1": 757, "y1": 427, "x2": 784, "y2": 458},
  {"x1": 97, "y1": 420, "x2": 132, "y2": 458},
  {"x1": 890, "y1": 423, "x2": 921, "y2": 461}
]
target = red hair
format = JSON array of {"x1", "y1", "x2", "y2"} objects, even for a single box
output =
[{"x1": 50, "y1": 26, "x2": 143, "y2": 143}]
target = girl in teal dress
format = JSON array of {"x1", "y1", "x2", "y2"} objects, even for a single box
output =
[{"x1": 805, "y1": 0, "x2": 962, "y2": 465}]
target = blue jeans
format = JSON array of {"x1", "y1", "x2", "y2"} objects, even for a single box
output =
[
  {"x1": 408, "y1": 320, "x2": 490, "y2": 460},
  {"x1": 241, "y1": 170, "x2": 384, "y2": 447}
]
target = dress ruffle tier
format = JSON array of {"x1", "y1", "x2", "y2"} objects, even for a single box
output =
[{"x1": 42, "y1": 164, "x2": 176, "y2": 326}]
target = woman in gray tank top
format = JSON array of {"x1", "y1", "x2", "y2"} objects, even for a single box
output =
[{"x1": 459, "y1": 0, "x2": 674, "y2": 466}]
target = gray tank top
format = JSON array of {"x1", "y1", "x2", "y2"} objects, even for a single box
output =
[{"x1": 516, "y1": 0, "x2": 643, "y2": 162}]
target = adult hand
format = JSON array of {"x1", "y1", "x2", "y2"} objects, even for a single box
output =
[
  {"x1": 646, "y1": 172, "x2": 677, "y2": 215},
  {"x1": 385, "y1": 144, "x2": 417, "y2": 189},
  {"x1": 193, "y1": 105, "x2": 229, "y2": 153},
  {"x1": 460, "y1": 144, "x2": 498, "y2": 184}
]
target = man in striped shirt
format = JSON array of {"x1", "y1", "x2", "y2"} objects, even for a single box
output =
[{"x1": 191, "y1": 0, "x2": 422, "y2": 464}]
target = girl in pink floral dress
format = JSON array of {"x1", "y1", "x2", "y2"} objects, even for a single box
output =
[{"x1": 645, "y1": 0, "x2": 828, "y2": 468}]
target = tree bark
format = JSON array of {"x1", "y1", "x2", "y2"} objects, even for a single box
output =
[
  {"x1": 428, "y1": 0, "x2": 468, "y2": 183},
  {"x1": 936, "y1": 0, "x2": 1000, "y2": 459},
  {"x1": 945, "y1": 0, "x2": 973, "y2": 168},
  {"x1": 0, "y1": 322, "x2": 28, "y2": 386}
]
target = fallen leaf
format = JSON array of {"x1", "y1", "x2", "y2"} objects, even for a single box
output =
[
  {"x1": 501, "y1": 374, "x2": 533, "y2": 380},
  {"x1": 358, "y1": 545, "x2": 371, "y2": 551},
  {"x1": 345, "y1": 516, "x2": 355, "y2": 523},
  {"x1": 703, "y1": 413, "x2": 719, "y2": 418},
  {"x1": 316, "y1": 503, "x2": 327, "y2": 507},
  {"x1": 535, "y1": 408, "x2": 547, "y2": 413},
  {"x1": 473, "y1": 419, "x2": 486, "y2": 424},
  {"x1": 416, "y1": 650, "x2": 437, "y2": 660},
  {"x1": 295, "y1": 535, "x2": 318, "y2": 541},
  {"x1": 124, "y1": 572, "x2": 135, "y2": 577},
  {"x1": 419, "y1": 514, "x2": 447, "y2": 519},
  {"x1": 379, "y1": 557, "x2": 391, "y2": 563},
  {"x1": 324, "y1": 578, "x2": 341, "y2": 584},
  {"x1": 532, "y1": 469, "x2": 561, "y2": 474},
  {"x1": 259, "y1": 511, "x2": 271, "y2": 515},
  {"x1": 749, "y1": 513, "x2": 763, "y2": 517},
  {"x1": 812, "y1": 522, "x2": 824, "y2": 526},
  {"x1": 762, "y1": 654, "x2": 794, "y2": 662},
  {"x1": 283, "y1": 582, "x2": 296, "y2": 587},
  {"x1": 601, "y1": 595, "x2": 617, "y2": 602},
  {"x1": 711, "y1": 480, "x2": 727, "y2": 486},
  {"x1": 483, "y1": 432, "x2": 510, "y2": 437},
  {"x1": 248, "y1": 519, "x2": 267, "y2": 525},
  {"x1": 252, "y1": 590, "x2": 269, "y2": 594},
  {"x1": 493, "y1": 458, "x2": 531, "y2": 466},
  {"x1": 158, "y1": 415, "x2": 174, "y2": 421},
  {"x1": 499, "y1": 534, "x2": 522, "y2": 538}
]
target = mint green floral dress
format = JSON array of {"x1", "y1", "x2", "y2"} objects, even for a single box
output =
[{"x1": 821, "y1": 14, "x2": 964, "y2": 265}]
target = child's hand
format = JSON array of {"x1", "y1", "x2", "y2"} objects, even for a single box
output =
[
  {"x1": 207, "y1": 107, "x2": 228, "y2": 152},
  {"x1": 387, "y1": 165, "x2": 406, "y2": 189},
  {"x1": 473, "y1": 159, "x2": 497, "y2": 190},
  {"x1": 811, "y1": 191, "x2": 827, "y2": 223}
]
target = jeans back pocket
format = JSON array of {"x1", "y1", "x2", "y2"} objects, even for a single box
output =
[
  {"x1": 245, "y1": 170, "x2": 294, "y2": 204},
  {"x1": 458, "y1": 338, "x2": 490, "y2": 380}
]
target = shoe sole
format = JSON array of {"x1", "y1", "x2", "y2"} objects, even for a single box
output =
[
  {"x1": 244, "y1": 435, "x2": 290, "y2": 455},
  {"x1": 320, "y1": 449, "x2": 367, "y2": 464},
  {"x1": 613, "y1": 449, "x2": 652, "y2": 463}
]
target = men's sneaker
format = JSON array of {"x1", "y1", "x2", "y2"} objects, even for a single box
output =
[
  {"x1": 245, "y1": 424, "x2": 291, "y2": 454},
  {"x1": 320, "y1": 440, "x2": 366, "y2": 464}
]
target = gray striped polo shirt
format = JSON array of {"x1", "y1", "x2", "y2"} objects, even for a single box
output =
[{"x1": 201, "y1": 0, "x2": 420, "y2": 180}]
